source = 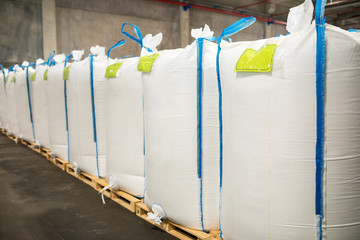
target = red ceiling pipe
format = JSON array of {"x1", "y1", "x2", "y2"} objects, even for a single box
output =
[
  {"x1": 234, "y1": 0, "x2": 274, "y2": 11},
  {"x1": 154, "y1": 0, "x2": 286, "y2": 25},
  {"x1": 233, "y1": 0, "x2": 356, "y2": 16},
  {"x1": 155, "y1": 0, "x2": 187, "y2": 7},
  {"x1": 233, "y1": 0, "x2": 356, "y2": 12}
]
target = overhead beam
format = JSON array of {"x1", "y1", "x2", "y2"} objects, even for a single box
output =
[
  {"x1": 154, "y1": 0, "x2": 286, "y2": 25},
  {"x1": 326, "y1": 0, "x2": 360, "y2": 11},
  {"x1": 234, "y1": 0, "x2": 274, "y2": 11}
]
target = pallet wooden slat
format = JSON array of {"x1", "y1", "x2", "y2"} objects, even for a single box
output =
[
  {"x1": 94, "y1": 177, "x2": 112, "y2": 198},
  {"x1": 8, "y1": 134, "x2": 19, "y2": 143},
  {"x1": 111, "y1": 189, "x2": 141, "y2": 212},
  {"x1": 0, "y1": 128, "x2": 6, "y2": 134},
  {"x1": 78, "y1": 171, "x2": 98, "y2": 188},
  {"x1": 20, "y1": 139, "x2": 32, "y2": 147},
  {"x1": 65, "y1": 163, "x2": 79, "y2": 178},
  {"x1": 39, "y1": 147, "x2": 51, "y2": 159},
  {"x1": 53, "y1": 157, "x2": 68, "y2": 171},
  {"x1": 135, "y1": 202, "x2": 220, "y2": 240}
]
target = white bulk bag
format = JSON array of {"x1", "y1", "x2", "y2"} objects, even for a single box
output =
[
  {"x1": 15, "y1": 62, "x2": 35, "y2": 142},
  {"x1": 47, "y1": 52, "x2": 83, "y2": 161},
  {"x1": 67, "y1": 46, "x2": 107, "y2": 177},
  {"x1": 142, "y1": 25, "x2": 219, "y2": 230},
  {"x1": 106, "y1": 57, "x2": 143, "y2": 196},
  {"x1": 31, "y1": 58, "x2": 51, "y2": 148},
  {"x1": 105, "y1": 32, "x2": 162, "y2": 198},
  {"x1": 47, "y1": 54, "x2": 67, "y2": 159},
  {"x1": 0, "y1": 66, "x2": 8, "y2": 130},
  {"x1": 219, "y1": 3, "x2": 360, "y2": 239},
  {"x1": 6, "y1": 66, "x2": 21, "y2": 136}
]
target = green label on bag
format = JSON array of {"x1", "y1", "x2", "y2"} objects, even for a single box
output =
[
  {"x1": 137, "y1": 53, "x2": 160, "y2": 73},
  {"x1": 43, "y1": 69, "x2": 48, "y2": 80},
  {"x1": 30, "y1": 72, "x2": 36, "y2": 81},
  {"x1": 105, "y1": 63, "x2": 123, "y2": 78},
  {"x1": 63, "y1": 66, "x2": 71, "y2": 80},
  {"x1": 11, "y1": 74, "x2": 17, "y2": 83},
  {"x1": 5, "y1": 75, "x2": 9, "y2": 84},
  {"x1": 235, "y1": 44, "x2": 278, "y2": 72}
]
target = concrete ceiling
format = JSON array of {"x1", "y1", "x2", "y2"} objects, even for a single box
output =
[{"x1": 186, "y1": 0, "x2": 360, "y2": 29}]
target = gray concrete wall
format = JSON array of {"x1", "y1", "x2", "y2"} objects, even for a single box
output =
[
  {"x1": 190, "y1": 8, "x2": 288, "y2": 41},
  {"x1": 0, "y1": 0, "x2": 43, "y2": 67},
  {"x1": 190, "y1": 8, "x2": 266, "y2": 42},
  {"x1": 56, "y1": 0, "x2": 180, "y2": 57},
  {"x1": 56, "y1": 0, "x2": 287, "y2": 57},
  {"x1": 0, "y1": 0, "x2": 288, "y2": 65}
]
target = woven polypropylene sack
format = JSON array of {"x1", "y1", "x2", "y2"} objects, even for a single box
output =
[
  {"x1": 143, "y1": 39, "x2": 220, "y2": 230},
  {"x1": 220, "y1": 24, "x2": 360, "y2": 240},
  {"x1": 15, "y1": 66, "x2": 35, "y2": 142},
  {"x1": 47, "y1": 57, "x2": 68, "y2": 160},
  {"x1": 106, "y1": 57, "x2": 145, "y2": 196},
  {"x1": 67, "y1": 52, "x2": 107, "y2": 177},
  {"x1": 31, "y1": 64, "x2": 51, "y2": 148},
  {"x1": 6, "y1": 69, "x2": 20, "y2": 136}
]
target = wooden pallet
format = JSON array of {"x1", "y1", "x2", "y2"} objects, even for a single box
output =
[
  {"x1": 32, "y1": 145, "x2": 46, "y2": 155},
  {"x1": 78, "y1": 171, "x2": 99, "y2": 188},
  {"x1": 8, "y1": 134, "x2": 19, "y2": 143},
  {"x1": 20, "y1": 138, "x2": 32, "y2": 147},
  {"x1": 92, "y1": 178, "x2": 142, "y2": 212},
  {"x1": 20, "y1": 139, "x2": 42, "y2": 153},
  {"x1": 39, "y1": 147, "x2": 52, "y2": 159},
  {"x1": 93, "y1": 177, "x2": 112, "y2": 198},
  {"x1": 67, "y1": 165, "x2": 141, "y2": 212},
  {"x1": 52, "y1": 157, "x2": 68, "y2": 171},
  {"x1": 64, "y1": 166, "x2": 142, "y2": 212},
  {"x1": 0, "y1": 128, "x2": 7, "y2": 135},
  {"x1": 65, "y1": 164, "x2": 99, "y2": 188},
  {"x1": 111, "y1": 189, "x2": 142, "y2": 212},
  {"x1": 135, "y1": 203, "x2": 220, "y2": 240},
  {"x1": 65, "y1": 163, "x2": 79, "y2": 178}
]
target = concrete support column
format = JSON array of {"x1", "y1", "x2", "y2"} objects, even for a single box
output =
[
  {"x1": 265, "y1": 23, "x2": 272, "y2": 39},
  {"x1": 42, "y1": 0, "x2": 57, "y2": 58},
  {"x1": 264, "y1": 2, "x2": 276, "y2": 39},
  {"x1": 179, "y1": 6, "x2": 190, "y2": 47}
]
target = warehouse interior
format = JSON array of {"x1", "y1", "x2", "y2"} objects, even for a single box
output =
[{"x1": 1, "y1": 0, "x2": 360, "y2": 240}]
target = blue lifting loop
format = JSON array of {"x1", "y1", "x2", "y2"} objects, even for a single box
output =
[
  {"x1": 107, "y1": 39, "x2": 126, "y2": 59},
  {"x1": 215, "y1": 16, "x2": 256, "y2": 238},
  {"x1": 121, "y1": 23, "x2": 153, "y2": 53}
]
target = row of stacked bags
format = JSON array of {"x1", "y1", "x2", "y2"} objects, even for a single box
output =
[{"x1": 0, "y1": 1, "x2": 359, "y2": 239}]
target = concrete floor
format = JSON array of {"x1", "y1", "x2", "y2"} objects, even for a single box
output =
[{"x1": 0, "y1": 134, "x2": 176, "y2": 240}]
